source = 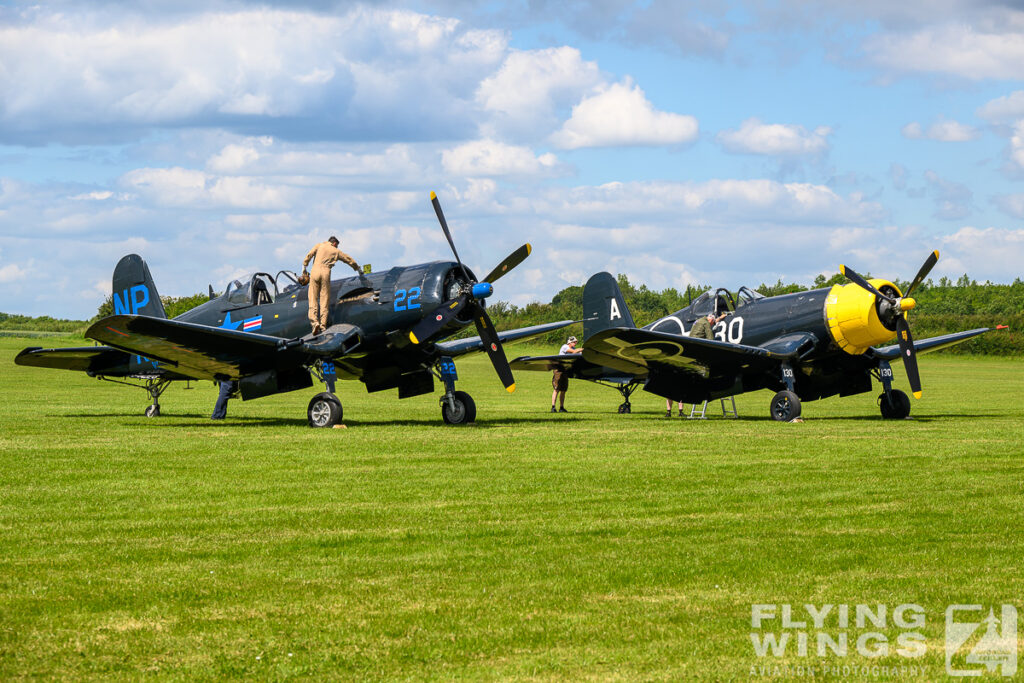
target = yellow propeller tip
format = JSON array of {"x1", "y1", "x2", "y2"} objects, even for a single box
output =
[
  {"x1": 430, "y1": 191, "x2": 437, "y2": 200},
  {"x1": 933, "y1": 249, "x2": 940, "y2": 259},
  {"x1": 839, "y1": 264, "x2": 846, "y2": 274},
  {"x1": 913, "y1": 391, "x2": 922, "y2": 399},
  {"x1": 506, "y1": 383, "x2": 516, "y2": 393},
  {"x1": 526, "y1": 243, "x2": 532, "y2": 255},
  {"x1": 409, "y1": 332, "x2": 419, "y2": 344}
]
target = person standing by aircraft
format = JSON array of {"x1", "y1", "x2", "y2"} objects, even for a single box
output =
[
  {"x1": 211, "y1": 379, "x2": 238, "y2": 420},
  {"x1": 302, "y1": 236, "x2": 361, "y2": 335},
  {"x1": 666, "y1": 313, "x2": 722, "y2": 417},
  {"x1": 551, "y1": 336, "x2": 583, "y2": 413},
  {"x1": 665, "y1": 399, "x2": 684, "y2": 418}
]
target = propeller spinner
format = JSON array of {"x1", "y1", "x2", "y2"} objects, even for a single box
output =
[
  {"x1": 407, "y1": 192, "x2": 531, "y2": 393},
  {"x1": 839, "y1": 250, "x2": 939, "y2": 399}
]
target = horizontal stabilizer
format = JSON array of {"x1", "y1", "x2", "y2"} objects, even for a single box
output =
[
  {"x1": 15, "y1": 345, "x2": 132, "y2": 375},
  {"x1": 437, "y1": 319, "x2": 575, "y2": 357},
  {"x1": 870, "y1": 328, "x2": 992, "y2": 360}
]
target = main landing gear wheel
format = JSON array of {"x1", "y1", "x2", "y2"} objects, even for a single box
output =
[
  {"x1": 308, "y1": 392, "x2": 343, "y2": 428},
  {"x1": 770, "y1": 390, "x2": 801, "y2": 422},
  {"x1": 617, "y1": 402, "x2": 632, "y2": 414},
  {"x1": 442, "y1": 390, "x2": 476, "y2": 425},
  {"x1": 144, "y1": 404, "x2": 160, "y2": 418},
  {"x1": 878, "y1": 390, "x2": 911, "y2": 419}
]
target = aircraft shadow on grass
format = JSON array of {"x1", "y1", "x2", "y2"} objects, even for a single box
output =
[{"x1": 52, "y1": 413, "x2": 573, "y2": 428}]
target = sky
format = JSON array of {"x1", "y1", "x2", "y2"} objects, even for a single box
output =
[{"x1": 2, "y1": 0, "x2": 1024, "y2": 319}]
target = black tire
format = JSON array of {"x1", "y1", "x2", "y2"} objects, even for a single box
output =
[
  {"x1": 878, "y1": 390, "x2": 911, "y2": 419},
  {"x1": 308, "y1": 392, "x2": 342, "y2": 428},
  {"x1": 145, "y1": 404, "x2": 160, "y2": 418},
  {"x1": 617, "y1": 403, "x2": 627, "y2": 414},
  {"x1": 625, "y1": 404, "x2": 631, "y2": 414},
  {"x1": 770, "y1": 390, "x2": 801, "y2": 422},
  {"x1": 441, "y1": 391, "x2": 476, "y2": 425}
]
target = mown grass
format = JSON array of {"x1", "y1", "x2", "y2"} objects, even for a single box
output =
[{"x1": 1, "y1": 335, "x2": 1022, "y2": 680}]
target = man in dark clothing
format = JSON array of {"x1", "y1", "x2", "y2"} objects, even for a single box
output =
[{"x1": 211, "y1": 380, "x2": 238, "y2": 420}]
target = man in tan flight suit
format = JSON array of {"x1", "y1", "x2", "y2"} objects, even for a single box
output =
[{"x1": 302, "y1": 236, "x2": 360, "y2": 335}]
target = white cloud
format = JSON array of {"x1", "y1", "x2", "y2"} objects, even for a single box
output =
[
  {"x1": 550, "y1": 80, "x2": 698, "y2": 149},
  {"x1": 940, "y1": 226, "x2": 1024, "y2": 280},
  {"x1": 475, "y1": 46, "x2": 602, "y2": 136},
  {"x1": 864, "y1": 23, "x2": 1024, "y2": 80},
  {"x1": 716, "y1": 118, "x2": 831, "y2": 156},
  {"x1": 901, "y1": 118, "x2": 978, "y2": 141},
  {"x1": 120, "y1": 167, "x2": 290, "y2": 209},
  {"x1": 0, "y1": 6, "x2": 506, "y2": 144},
  {"x1": 0, "y1": 262, "x2": 28, "y2": 283},
  {"x1": 69, "y1": 191, "x2": 115, "y2": 201},
  {"x1": 993, "y1": 193, "x2": 1024, "y2": 219},
  {"x1": 441, "y1": 139, "x2": 561, "y2": 177},
  {"x1": 1011, "y1": 121, "x2": 1024, "y2": 167},
  {"x1": 977, "y1": 90, "x2": 1024, "y2": 123},
  {"x1": 205, "y1": 137, "x2": 424, "y2": 179},
  {"x1": 533, "y1": 179, "x2": 881, "y2": 226}
]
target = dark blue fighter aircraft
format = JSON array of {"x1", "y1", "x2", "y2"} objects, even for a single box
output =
[
  {"x1": 511, "y1": 252, "x2": 996, "y2": 421},
  {"x1": 16, "y1": 194, "x2": 572, "y2": 427}
]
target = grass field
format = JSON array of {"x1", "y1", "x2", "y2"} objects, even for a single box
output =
[{"x1": 1, "y1": 334, "x2": 1023, "y2": 680}]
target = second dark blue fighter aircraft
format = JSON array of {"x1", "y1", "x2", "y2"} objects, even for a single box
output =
[{"x1": 512, "y1": 252, "x2": 996, "y2": 421}]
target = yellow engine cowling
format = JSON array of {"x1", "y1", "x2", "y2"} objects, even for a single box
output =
[{"x1": 824, "y1": 279, "x2": 903, "y2": 355}]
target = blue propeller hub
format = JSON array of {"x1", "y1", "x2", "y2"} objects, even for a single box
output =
[{"x1": 471, "y1": 282, "x2": 494, "y2": 299}]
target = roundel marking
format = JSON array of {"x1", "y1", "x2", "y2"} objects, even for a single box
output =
[{"x1": 616, "y1": 341, "x2": 685, "y2": 361}]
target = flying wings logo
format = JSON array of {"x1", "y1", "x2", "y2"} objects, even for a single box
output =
[{"x1": 946, "y1": 605, "x2": 1017, "y2": 677}]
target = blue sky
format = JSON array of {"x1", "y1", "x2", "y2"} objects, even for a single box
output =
[{"x1": 2, "y1": 0, "x2": 1023, "y2": 318}]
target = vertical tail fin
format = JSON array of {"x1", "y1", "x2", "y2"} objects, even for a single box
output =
[
  {"x1": 582, "y1": 271, "x2": 634, "y2": 340},
  {"x1": 111, "y1": 254, "x2": 166, "y2": 318}
]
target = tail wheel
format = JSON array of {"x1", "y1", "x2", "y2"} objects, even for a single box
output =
[
  {"x1": 442, "y1": 390, "x2": 477, "y2": 425},
  {"x1": 144, "y1": 405, "x2": 160, "y2": 418},
  {"x1": 878, "y1": 390, "x2": 911, "y2": 419},
  {"x1": 770, "y1": 390, "x2": 801, "y2": 422},
  {"x1": 308, "y1": 392, "x2": 342, "y2": 428}
]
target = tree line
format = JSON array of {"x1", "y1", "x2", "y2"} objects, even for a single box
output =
[{"x1": 2, "y1": 274, "x2": 1020, "y2": 355}]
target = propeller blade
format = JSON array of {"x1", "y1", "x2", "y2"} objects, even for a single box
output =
[
  {"x1": 483, "y1": 243, "x2": 532, "y2": 284},
  {"x1": 903, "y1": 250, "x2": 939, "y2": 298},
  {"x1": 431, "y1": 191, "x2": 472, "y2": 282},
  {"x1": 473, "y1": 306, "x2": 516, "y2": 392},
  {"x1": 896, "y1": 316, "x2": 922, "y2": 398},
  {"x1": 840, "y1": 264, "x2": 896, "y2": 303},
  {"x1": 407, "y1": 295, "x2": 468, "y2": 345}
]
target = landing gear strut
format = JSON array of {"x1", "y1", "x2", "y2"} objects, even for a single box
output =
[
  {"x1": 434, "y1": 356, "x2": 476, "y2": 425},
  {"x1": 618, "y1": 381, "x2": 640, "y2": 414},
  {"x1": 99, "y1": 375, "x2": 171, "y2": 417},
  {"x1": 305, "y1": 360, "x2": 343, "y2": 427},
  {"x1": 308, "y1": 392, "x2": 343, "y2": 427},
  {"x1": 769, "y1": 364, "x2": 801, "y2": 421},
  {"x1": 599, "y1": 380, "x2": 640, "y2": 414},
  {"x1": 874, "y1": 360, "x2": 911, "y2": 419}
]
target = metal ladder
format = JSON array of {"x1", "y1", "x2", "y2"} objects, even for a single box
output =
[{"x1": 687, "y1": 397, "x2": 739, "y2": 419}]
